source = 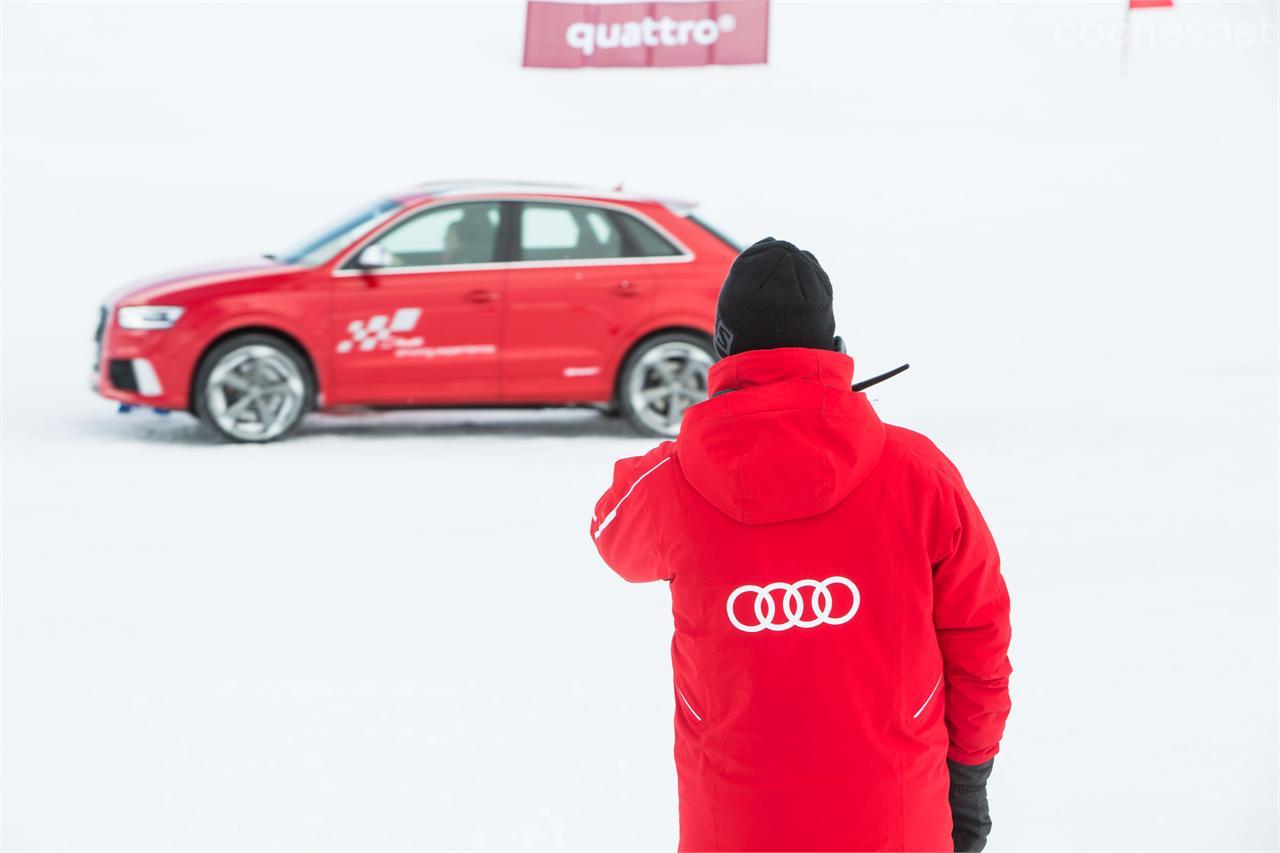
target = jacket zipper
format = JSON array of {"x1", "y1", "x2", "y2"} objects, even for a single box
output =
[
  {"x1": 676, "y1": 687, "x2": 703, "y2": 722},
  {"x1": 912, "y1": 674, "x2": 943, "y2": 719}
]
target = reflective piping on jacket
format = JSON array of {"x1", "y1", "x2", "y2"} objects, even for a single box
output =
[
  {"x1": 912, "y1": 674, "x2": 943, "y2": 719},
  {"x1": 676, "y1": 688, "x2": 702, "y2": 722},
  {"x1": 592, "y1": 456, "x2": 671, "y2": 540}
]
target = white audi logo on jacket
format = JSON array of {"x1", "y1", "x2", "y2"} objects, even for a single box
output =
[{"x1": 726, "y1": 576, "x2": 861, "y2": 633}]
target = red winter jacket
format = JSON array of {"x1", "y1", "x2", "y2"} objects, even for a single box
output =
[{"x1": 591, "y1": 348, "x2": 1012, "y2": 852}]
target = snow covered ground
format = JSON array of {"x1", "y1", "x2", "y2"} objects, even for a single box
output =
[{"x1": 2, "y1": 1, "x2": 1276, "y2": 849}]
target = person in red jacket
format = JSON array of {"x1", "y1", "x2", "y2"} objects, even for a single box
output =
[{"x1": 590, "y1": 238, "x2": 1012, "y2": 852}]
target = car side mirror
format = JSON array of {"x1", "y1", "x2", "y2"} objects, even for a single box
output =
[{"x1": 355, "y1": 244, "x2": 393, "y2": 270}]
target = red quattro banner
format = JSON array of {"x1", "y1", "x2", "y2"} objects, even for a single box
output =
[{"x1": 523, "y1": 1, "x2": 769, "y2": 68}]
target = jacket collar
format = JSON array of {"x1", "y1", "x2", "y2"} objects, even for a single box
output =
[{"x1": 709, "y1": 347, "x2": 854, "y2": 396}]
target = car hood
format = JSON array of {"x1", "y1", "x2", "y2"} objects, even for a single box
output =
[{"x1": 106, "y1": 258, "x2": 306, "y2": 305}]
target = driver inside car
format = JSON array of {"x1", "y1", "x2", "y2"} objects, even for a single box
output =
[{"x1": 442, "y1": 207, "x2": 497, "y2": 264}]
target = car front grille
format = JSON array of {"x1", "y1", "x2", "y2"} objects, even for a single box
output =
[{"x1": 93, "y1": 305, "x2": 107, "y2": 371}]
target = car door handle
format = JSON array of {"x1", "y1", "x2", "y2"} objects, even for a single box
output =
[
  {"x1": 614, "y1": 280, "x2": 638, "y2": 297},
  {"x1": 465, "y1": 289, "x2": 500, "y2": 303}
]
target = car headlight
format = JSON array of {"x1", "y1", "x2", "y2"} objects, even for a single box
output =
[{"x1": 117, "y1": 305, "x2": 185, "y2": 330}]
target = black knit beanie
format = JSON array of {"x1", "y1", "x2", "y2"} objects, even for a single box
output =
[{"x1": 712, "y1": 237, "x2": 837, "y2": 359}]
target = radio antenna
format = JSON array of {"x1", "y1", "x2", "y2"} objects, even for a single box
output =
[{"x1": 851, "y1": 363, "x2": 910, "y2": 393}]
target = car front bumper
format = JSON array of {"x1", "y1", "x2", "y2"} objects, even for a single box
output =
[{"x1": 93, "y1": 306, "x2": 198, "y2": 411}]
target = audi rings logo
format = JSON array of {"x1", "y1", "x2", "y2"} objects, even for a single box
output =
[{"x1": 726, "y1": 577, "x2": 861, "y2": 633}]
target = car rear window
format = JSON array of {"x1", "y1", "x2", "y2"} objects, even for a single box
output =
[
  {"x1": 613, "y1": 213, "x2": 681, "y2": 258},
  {"x1": 687, "y1": 214, "x2": 742, "y2": 252}
]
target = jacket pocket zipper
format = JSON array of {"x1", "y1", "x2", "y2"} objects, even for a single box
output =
[
  {"x1": 676, "y1": 687, "x2": 703, "y2": 722},
  {"x1": 912, "y1": 674, "x2": 943, "y2": 719}
]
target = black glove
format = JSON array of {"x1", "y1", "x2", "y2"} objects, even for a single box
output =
[{"x1": 948, "y1": 758, "x2": 994, "y2": 852}]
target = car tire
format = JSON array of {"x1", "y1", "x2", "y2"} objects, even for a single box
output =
[
  {"x1": 617, "y1": 332, "x2": 715, "y2": 438},
  {"x1": 192, "y1": 333, "x2": 313, "y2": 443}
]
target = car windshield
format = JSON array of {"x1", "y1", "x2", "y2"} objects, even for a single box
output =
[{"x1": 276, "y1": 199, "x2": 402, "y2": 266}]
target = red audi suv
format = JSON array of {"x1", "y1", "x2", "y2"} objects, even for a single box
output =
[{"x1": 94, "y1": 181, "x2": 739, "y2": 441}]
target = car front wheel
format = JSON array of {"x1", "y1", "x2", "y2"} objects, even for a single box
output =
[
  {"x1": 193, "y1": 333, "x2": 312, "y2": 443},
  {"x1": 618, "y1": 332, "x2": 714, "y2": 438}
]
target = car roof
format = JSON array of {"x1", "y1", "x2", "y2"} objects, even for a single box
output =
[{"x1": 390, "y1": 180, "x2": 698, "y2": 216}]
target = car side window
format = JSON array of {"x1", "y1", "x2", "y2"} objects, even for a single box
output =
[
  {"x1": 518, "y1": 203, "x2": 682, "y2": 262},
  {"x1": 520, "y1": 203, "x2": 620, "y2": 261},
  {"x1": 358, "y1": 202, "x2": 502, "y2": 268},
  {"x1": 613, "y1": 212, "x2": 681, "y2": 257}
]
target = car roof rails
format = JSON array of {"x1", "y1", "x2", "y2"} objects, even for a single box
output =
[{"x1": 406, "y1": 179, "x2": 699, "y2": 215}]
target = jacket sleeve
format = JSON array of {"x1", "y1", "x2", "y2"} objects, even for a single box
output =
[
  {"x1": 932, "y1": 476, "x2": 1013, "y2": 765},
  {"x1": 590, "y1": 442, "x2": 676, "y2": 583}
]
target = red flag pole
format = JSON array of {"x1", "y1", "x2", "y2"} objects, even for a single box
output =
[
  {"x1": 1122, "y1": 0, "x2": 1132, "y2": 76},
  {"x1": 1126, "y1": 0, "x2": 1175, "y2": 74}
]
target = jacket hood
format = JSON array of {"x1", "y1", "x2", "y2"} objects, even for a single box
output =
[{"x1": 676, "y1": 348, "x2": 886, "y2": 525}]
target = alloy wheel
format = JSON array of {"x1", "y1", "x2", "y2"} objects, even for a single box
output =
[
  {"x1": 205, "y1": 344, "x2": 307, "y2": 442},
  {"x1": 626, "y1": 341, "x2": 713, "y2": 436}
]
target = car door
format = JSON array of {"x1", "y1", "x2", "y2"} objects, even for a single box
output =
[
  {"x1": 329, "y1": 201, "x2": 508, "y2": 406},
  {"x1": 500, "y1": 201, "x2": 684, "y2": 403}
]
